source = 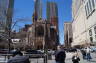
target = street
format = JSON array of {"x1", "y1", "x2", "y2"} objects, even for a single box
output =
[
  {"x1": 29, "y1": 52, "x2": 96, "y2": 63},
  {"x1": 0, "y1": 52, "x2": 96, "y2": 63}
]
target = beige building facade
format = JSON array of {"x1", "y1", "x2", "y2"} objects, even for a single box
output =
[{"x1": 72, "y1": 0, "x2": 96, "y2": 47}]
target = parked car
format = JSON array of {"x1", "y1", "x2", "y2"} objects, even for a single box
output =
[
  {"x1": 24, "y1": 49, "x2": 44, "y2": 58},
  {"x1": 91, "y1": 47, "x2": 96, "y2": 52},
  {"x1": 65, "y1": 48, "x2": 77, "y2": 52},
  {"x1": 10, "y1": 49, "x2": 17, "y2": 54},
  {"x1": 47, "y1": 49, "x2": 55, "y2": 55},
  {"x1": 37, "y1": 49, "x2": 44, "y2": 53},
  {"x1": 0, "y1": 49, "x2": 9, "y2": 54}
]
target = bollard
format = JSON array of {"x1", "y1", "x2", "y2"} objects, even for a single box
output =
[
  {"x1": 37, "y1": 58, "x2": 38, "y2": 63},
  {"x1": 48, "y1": 53, "x2": 52, "y2": 60},
  {"x1": 44, "y1": 54, "x2": 47, "y2": 63}
]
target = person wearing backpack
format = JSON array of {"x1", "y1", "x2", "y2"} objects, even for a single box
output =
[{"x1": 72, "y1": 52, "x2": 80, "y2": 63}]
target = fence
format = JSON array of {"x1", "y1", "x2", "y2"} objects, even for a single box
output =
[{"x1": 0, "y1": 54, "x2": 52, "y2": 63}]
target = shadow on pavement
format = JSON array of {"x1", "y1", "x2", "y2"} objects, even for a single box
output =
[{"x1": 90, "y1": 60, "x2": 96, "y2": 62}]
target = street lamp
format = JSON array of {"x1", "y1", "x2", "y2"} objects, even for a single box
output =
[{"x1": 43, "y1": 20, "x2": 51, "y2": 63}]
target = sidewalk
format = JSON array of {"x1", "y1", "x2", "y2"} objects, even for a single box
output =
[
  {"x1": 0, "y1": 52, "x2": 96, "y2": 63},
  {"x1": 48, "y1": 52, "x2": 96, "y2": 63},
  {"x1": 65, "y1": 52, "x2": 96, "y2": 63}
]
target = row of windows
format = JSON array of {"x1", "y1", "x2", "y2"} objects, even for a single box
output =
[
  {"x1": 89, "y1": 26, "x2": 96, "y2": 42},
  {"x1": 82, "y1": 0, "x2": 86, "y2": 3},
  {"x1": 85, "y1": 0, "x2": 96, "y2": 18}
]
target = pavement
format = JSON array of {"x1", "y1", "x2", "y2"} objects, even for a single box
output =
[
  {"x1": 0, "y1": 56, "x2": 7, "y2": 63},
  {"x1": 30, "y1": 52, "x2": 96, "y2": 63},
  {"x1": 0, "y1": 52, "x2": 96, "y2": 63},
  {"x1": 65, "y1": 52, "x2": 96, "y2": 63}
]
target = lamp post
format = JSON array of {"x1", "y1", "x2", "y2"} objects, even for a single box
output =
[
  {"x1": 6, "y1": 0, "x2": 14, "y2": 55},
  {"x1": 44, "y1": 20, "x2": 51, "y2": 63}
]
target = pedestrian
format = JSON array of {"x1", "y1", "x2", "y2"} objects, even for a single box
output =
[
  {"x1": 81, "y1": 48, "x2": 86, "y2": 59},
  {"x1": 55, "y1": 45, "x2": 66, "y2": 63},
  {"x1": 72, "y1": 52, "x2": 80, "y2": 63},
  {"x1": 7, "y1": 50, "x2": 30, "y2": 63},
  {"x1": 86, "y1": 46, "x2": 92, "y2": 61}
]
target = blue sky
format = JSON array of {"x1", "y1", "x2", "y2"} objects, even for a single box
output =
[{"x1": 13, "y1": 0, "x2": 72, "y2": 44}]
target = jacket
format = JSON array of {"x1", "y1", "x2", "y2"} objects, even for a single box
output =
[{"x1": 7, "y1": 55, "x2": 30, "y2": 63}]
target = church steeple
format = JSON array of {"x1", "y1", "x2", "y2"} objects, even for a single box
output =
[
  {"x1": 35, "y1": 0, "x2": 42, "y2": 19},
  {"x1": 32, "y1": 11, "x2": 38, "y2": 22},
  {"x1": 32, "y1": 0, "x2": 42, "y2": 22}
]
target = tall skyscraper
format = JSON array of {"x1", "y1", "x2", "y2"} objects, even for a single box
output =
[
  {"x1": 64, "y1": 22, "x2": 73, "y2": 48},
  {"x1": 47, "y1": 2, "x2": 58, "y2": 31},
  {"x1": 47, "y1": 2, "x2": 59, "y2": 47},
  {"x1": 34, "y1": 0, "x2": 42, "y2": 20},
  {"x1": 0, "y1": 0, "x2": 9, "y2": 32},
  {"x1": 47, "y1": 2, "x2": 58, "y2": 21},
  {"x1": 0, "y1": 0, "x2": 14, "y2": 33},
  {"x1": 0, "y1": 0, "x2": 14, "y2": 49},
  {"x1": 0, "y1": 0, "x2": 14, "y2": 39},
  {"x1": 6, "y1": 0, "x2": 14, "y2": 32}
]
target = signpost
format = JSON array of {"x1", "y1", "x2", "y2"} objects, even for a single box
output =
[
  {"x1": 12, "y1": 39, "x2": 20, "y2": 49},
  {"x1": 12, "y1": 39, "x2": 20, "y2": 43}
]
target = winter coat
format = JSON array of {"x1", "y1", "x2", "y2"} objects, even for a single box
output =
[
  {"x1": 7, "y1": 55, "x2": 30, "y2": 63},
  {"x1": 72, "y1": 56, "x2": 80, "y2": 63},
  {"x1": 55, "y1": 50, "x2": 66, "y2": 63}
]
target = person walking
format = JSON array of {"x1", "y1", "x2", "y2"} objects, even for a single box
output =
[
  {"x1": 55, "y1": 45, "x2": 66, "y2": 63},
  {"x1": 86, "y1": 46, "x2": 92, "y2": 61},
  {"x1": 72, "y1": 52, "x2": 80, "y2": 63},
  {"x1": 81, "y1": 48, "x2": 86, "y2": 59},
  {"x1": 7, "y1": 50, "x2": 30, "y2": 63}
]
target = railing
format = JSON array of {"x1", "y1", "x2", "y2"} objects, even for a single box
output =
[
  {"x1": 24, "y1": 54, "x2": 45, "y2": 58},
  {"x1": 0, "y1": 53, "x2": 49, "y2": 63},
  {"x1": 0, "y1": 54, "x2": 12, "y2": 63}
]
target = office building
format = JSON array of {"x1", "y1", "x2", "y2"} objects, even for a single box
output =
[
  {"x1": 64, "y1": 22, "x2": 73, "y2": 48},
  {"x1": 0, "y1": 0, "x2": 14, "y2": 33},
  {"x1": 0, "y1": 0, "x2": 8, "y2": 33},
  {"x1": 0, "y1": 0, "x2": 14, "y2": 48},
  {"x1": 47, "y1": 2, "x2": 59, "y2": 47}
]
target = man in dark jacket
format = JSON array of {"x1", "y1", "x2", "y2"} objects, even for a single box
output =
[
  {"x1": 72, "y1": 52, "x2": 80, "y2": 63},
  {"x1": 7, "y1": 50, "x2": 30, "y2": 63},
  {"x1": 55, "y1": 46, "x2": 66, "y2": 63}
]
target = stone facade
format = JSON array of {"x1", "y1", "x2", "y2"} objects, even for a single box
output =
[
  {"x1": 27, "y1": 19, "x2": 51, "y2": 49},
  {"x1": 72, "y1": 0, "x2": 96, "y2": 47}
]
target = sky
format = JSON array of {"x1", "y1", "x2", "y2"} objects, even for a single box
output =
[{"x1": 13, "y1": 0, "x2": 72, "y2": 44}]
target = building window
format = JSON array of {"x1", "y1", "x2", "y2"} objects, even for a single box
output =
[
  {"x1": 89, "y1": 29, "x2": 93, "y2": 42},
  {"x1": 95, "y1": 0, "x2": 96, "y2": 3},
  {"x1": 85, "y1": 5, "x2": 88, "y2": 16},
  {"x1": 89, "y1": 0, "x2": 92, "y2": 13},
  {"x1": 94, "y1": 26, "x2": 96, "y2": 39},
  {"x1": 90, "y1": 37, "x2": 93, "y2": 42},
  {"x1": 92, "y1": 0, "x2": 95, "y2": 9},
  {"x1": 94, "y1": 26, "x2": 96, "y2": 34},
  {"x1": 95, "y1": 35, "x2": 96, "y2": 39},
  {"x1": 87, "y1": 2, "x2": 90, "y2": 15},
  {"x1": 85, "y1": 0, "x2": 95, "y2": 18},
  {"x1": 82, "y1": 0, "x2": 86, "y2": 3},
  {"x1": 89, "y1": 29, "x2": 92, "y2": 36}
]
